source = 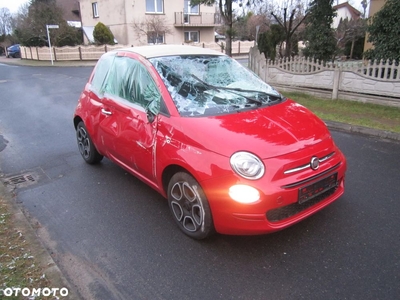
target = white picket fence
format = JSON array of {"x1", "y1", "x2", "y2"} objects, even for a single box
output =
[{"x1": 249, "y1": 46, "x2": 400, "y2": 107}]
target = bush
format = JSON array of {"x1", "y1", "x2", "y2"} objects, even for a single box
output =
[
  {"x1": 93, "y1": 22, "x2": 115, "y2": 45},
  {"x1": 257, "y1": 24, "x2": 284, "y2": 60}
]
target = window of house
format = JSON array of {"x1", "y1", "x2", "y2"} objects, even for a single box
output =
[
  {"x1": 183, "y1": 0, "x2": 199, "y2": 23},
  {"x1": 184, "y1": 0, "x2": 199, "y2": 14},
  {"x1": 92, "y1": 2, "x2": 99, "y2": 18},
  {"x1": 147, "y1": 32, "x2": 164, "y2": 44},
  {"x1": 146, "y1": 0, "x2": 163, "y2": 13},
  {"x1": 184, "y1": 31, "x2": 199, "y2": 43}
]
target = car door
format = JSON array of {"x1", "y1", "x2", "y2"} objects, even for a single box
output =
[
  {"x1": 84, "y1": 52, "x2": 116, "y2": 156},
  {"x1": 97, "y1": 54, "x2": 162, "y2": 182}
]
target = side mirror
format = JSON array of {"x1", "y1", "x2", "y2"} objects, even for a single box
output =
[{"x1": 145, "y1": 96, "x2": 160, "y2": 123}]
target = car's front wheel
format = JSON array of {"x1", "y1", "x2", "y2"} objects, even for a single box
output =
[
  {"x1": 76, "y1": 121, "x2": 103, "y2": 164},
  {"x1": 168, "y1": 172, "x2": 214, "y2": 239}
]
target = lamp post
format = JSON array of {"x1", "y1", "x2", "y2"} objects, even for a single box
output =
[{"x1": 46, "y1": 24, "x2": 59, "y2": 65}]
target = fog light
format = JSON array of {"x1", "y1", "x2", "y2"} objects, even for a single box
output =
[{"x1": 229, "y1": 185, "x2": 260, "y2": 204}]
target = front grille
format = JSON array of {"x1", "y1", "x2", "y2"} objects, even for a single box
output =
[
  {"x1": 281, "y1": 162, "x2": 341, "y2": 189},
  {"x1": 266, "y1": 186, "x2": 338, "y2": 222}
]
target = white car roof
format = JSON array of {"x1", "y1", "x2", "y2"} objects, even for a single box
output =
[{"x1": 115, "y1": 44, "x2": 225, "y2": 58}]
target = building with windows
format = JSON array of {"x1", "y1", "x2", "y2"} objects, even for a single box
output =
[
  {"x1": 56, "y1": 0, "x2": 81, "y2": 27},
  {"x1": 78, "y1": 0, "x2": 219, "y2": 45},
  {"x1": 332, "y1": 1, "x2": 362, "y2": 29}
]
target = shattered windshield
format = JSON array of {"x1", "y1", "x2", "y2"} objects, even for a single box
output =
[{"x1": 149, "y1": 55, "x2": 283, "y2": 117}]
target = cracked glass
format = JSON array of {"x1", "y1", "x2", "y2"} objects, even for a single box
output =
[{"x1": 150, "y1": 55, "x2": 282, "y2": 117}]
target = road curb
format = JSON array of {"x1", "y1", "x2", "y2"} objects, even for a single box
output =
[
  {"x1": 0, "y1": 181, "x2": 80, "y2": 299},
  {"x1": 0, "y1": 56, "x2": 96, "y2": 67},
  {"x1": 324, "y1": 120, "x2": 400, "y2": 142}
]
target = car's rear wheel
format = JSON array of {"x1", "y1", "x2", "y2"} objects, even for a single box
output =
[
  {"x1": 168, "y1": 172, "x2": 214, "y2": 239},
  {"x1": 76, "y1": 121, "x2": 103, "y2": 164}
]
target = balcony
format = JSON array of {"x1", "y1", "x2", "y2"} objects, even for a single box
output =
[{"x1": 174, "y1": 12, "x2": 221, "y2": 27}]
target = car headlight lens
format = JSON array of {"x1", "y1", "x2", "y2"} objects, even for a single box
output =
[
  {"x1": 229, "y1": 185, "x2": 260, "y2": 203},
  {"x1": 230, "y1": 152, "x2": 265, "y2": 180}
]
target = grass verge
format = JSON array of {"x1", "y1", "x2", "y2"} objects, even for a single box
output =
[
  {"x1": 0, "y1": 191, "x2": 53, "y2": 300},
  {"x1": 283, "y1": 92, "x2": 400, "y2": 134}
]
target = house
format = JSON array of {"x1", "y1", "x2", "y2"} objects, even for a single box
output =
[
  {"x1": 363, "y1": 0, "x2": 386, "y2": 52},
  {"x1": 56, "y1": 0, "x2": 82, "y2": 27},
  {"x1": 78, "y1": 0, "x2": 220, "y2": 45},
  {"x1": 332, "y1": 1, "x2": 362, "y2": 28}
]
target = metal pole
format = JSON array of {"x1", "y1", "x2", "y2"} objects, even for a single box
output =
[
  {"x1": 46, "y1": 25, "x2": 54, "y2": 65},
  {"x1": 255, "y1": 25, "x2": 260, "y2": 46}
]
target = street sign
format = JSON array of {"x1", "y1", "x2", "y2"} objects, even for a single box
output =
[{"x1": 46, "y1": 24, "x2": 59, "y2": 65}]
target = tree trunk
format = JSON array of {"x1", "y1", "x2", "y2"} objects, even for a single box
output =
[
  {"x1": 285, "y1": 36, "x2": 291, "y2": 58},
  {"x1": 225, "y1": 1, "x2": 233, "y2": 57},
  {"x1": 350, "y1": 39, "x2": 355, "y2": 59},
  {"x1": 226, "y1": 32, "x2": 232, "y2": 57}
]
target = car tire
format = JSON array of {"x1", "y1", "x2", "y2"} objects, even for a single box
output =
[
  {"x1": 76, "y1": 121, "x2": 103, "y2": 164},
  {"x1": 168, "y1": 172, "x2": 214, "y2": 239}
]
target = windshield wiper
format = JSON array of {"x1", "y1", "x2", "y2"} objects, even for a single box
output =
[
  {"x1": 190, "y1": 74, "x2": 283, "y2": 104},
  {"x1": 190, "y1": 75, "x2": 264, "y2": 105}
]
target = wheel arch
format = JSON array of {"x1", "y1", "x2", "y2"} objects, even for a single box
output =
[
  {"x1": 161, "y1": 164, "x2": 188, "y2": 196},
  {"x1": 73, "y1": 115, "x2": 83, "y2": 129},
  {"x1": 161, "y1": 163, "x2": 208, "y2": 197}
]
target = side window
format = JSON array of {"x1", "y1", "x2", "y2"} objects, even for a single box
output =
[
  {"x1": 102, "y1": 56, "x2": 161, "y2": 114},
  {"x1": 102, "y1": 56, "x2": 128, "y2": 96},
  {"x1": 136, "y1": 66, "x2": 161, "y2": 115},
  {"x1": 91, "y1": 53, "x2": 115, "y2": 93}
]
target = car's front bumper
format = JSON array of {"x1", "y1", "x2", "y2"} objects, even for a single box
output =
[{"x1": 201, "y1": 149, "x2": 347, "y2": 235}]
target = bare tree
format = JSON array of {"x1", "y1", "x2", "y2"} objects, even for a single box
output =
[
  {"x1": 11, "y1": 2, "x2": 29, "y2": 30},
  {"x1": 233, "y1": 12, "x2": 270, "y2": 41},
  {"x1": 335, "y1": 17, "x2": 366, "y2": 58},
  {"x1": 13, "y1": 1, "x2": 66, "y2": 46},
  {"x1": 191, "y1": 1, "x2": 262, "y2": 57},
  {"x1": 246, "y1": 13, "x2": 270, "y2": 40},
  {"x1": 132, "y1": 15, "x2": 172, "y2": 45},
  {"x1": 270, "y1": 0, "x2": 308, "y2": 58},
  {"x1": 0, "y1": 8, "x2": 13, "y2": 35}
]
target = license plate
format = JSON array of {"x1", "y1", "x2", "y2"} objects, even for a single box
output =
[{"x1": 298, "y1": 173, "x2": 338, "y2": 204}]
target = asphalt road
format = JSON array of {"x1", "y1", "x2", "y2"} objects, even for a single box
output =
[{"x1": 0, "y1": 64, "x2": 399, "y2": 300}]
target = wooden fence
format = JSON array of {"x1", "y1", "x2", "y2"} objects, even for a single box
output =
[{"x1": 20, "y1": 41, "x2": 253, "y2": 62}]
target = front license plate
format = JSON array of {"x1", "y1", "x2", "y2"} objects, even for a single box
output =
[{"x1": 298, "y1": 173, "x2": 338, "y2": 204}]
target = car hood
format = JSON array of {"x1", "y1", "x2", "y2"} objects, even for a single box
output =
[{"x1": 176, "y1": 99, "x2": 332, "y2": 159}]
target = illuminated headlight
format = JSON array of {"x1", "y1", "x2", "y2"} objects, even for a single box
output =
[
  {"x1": 230, "y1": 152, "x2": 265, "y2": 180},
  {"x1": 229, "y1": 185, "x2": 260, "y2": 203}
]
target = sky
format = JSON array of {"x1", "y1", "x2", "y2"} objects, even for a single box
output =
[{"x1": 0, "y1": 0, "x2": 29, "y2": 14}]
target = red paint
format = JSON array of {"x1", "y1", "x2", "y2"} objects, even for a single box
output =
[{"x1": 74, "y1": 48, "x2": 347, "y2": 236}]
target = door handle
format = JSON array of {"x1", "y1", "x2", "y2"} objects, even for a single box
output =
[{"x1": 101, "y1": 108, "x2": 112, "y2": 115}]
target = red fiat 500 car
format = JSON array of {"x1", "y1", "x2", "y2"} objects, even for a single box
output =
[{"x1": 73, "y1": 45, "x2": 346, "y2": 239}]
